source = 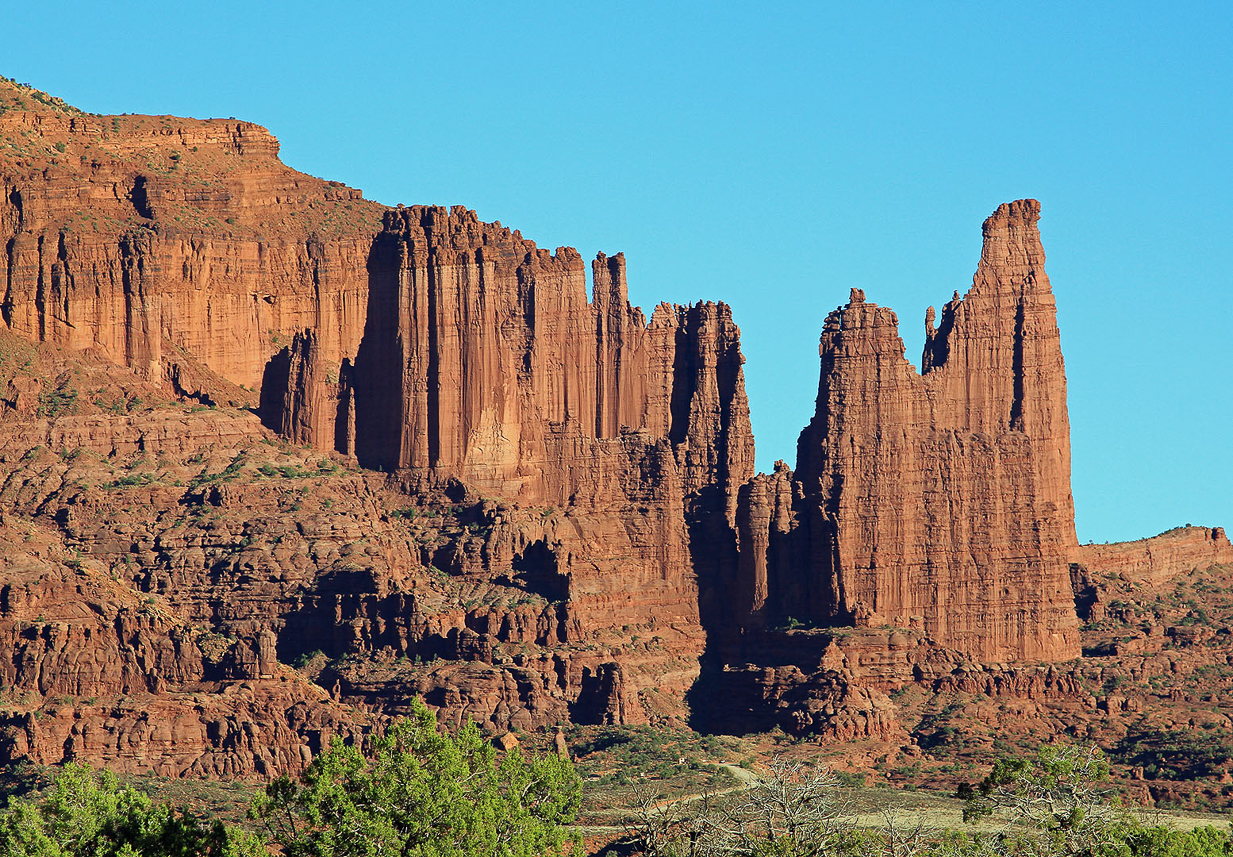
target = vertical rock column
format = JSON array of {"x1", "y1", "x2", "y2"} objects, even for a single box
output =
[
  {"x1": 592, "y1": 252, "x2": 647, "y2": 438},
  {"x1": 786, "y1": 200, "x2": 1079, "y2": 663},
  {"x1": 348, "y1": 205, "x2": 756, "y2": 513}
]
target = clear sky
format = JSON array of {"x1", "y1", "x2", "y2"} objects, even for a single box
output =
[{"x1": 6, "y1": 2, "x2": 1230, "y2": 544}]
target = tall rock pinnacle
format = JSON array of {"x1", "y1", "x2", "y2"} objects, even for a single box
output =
[{"x1": 778, "y1": 200, "x2": 1079, "y2": 662}]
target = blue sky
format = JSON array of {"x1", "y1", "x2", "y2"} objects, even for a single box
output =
[{"x1": 7, "y1": 2, "x2": 1230, "y2": 543}]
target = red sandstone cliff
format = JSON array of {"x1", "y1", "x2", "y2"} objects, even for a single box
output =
[
  {"x1": 1073, "y1": 526, "x2": 1233, "y2": 587},
  {"x1": 342, "y1": 206, "x2": 755, "y2": 513},
  {"x1": 0, "y1": 77, "x2": 756, "y2": 523},
  {"x1": 0, "y1": 81, "x2": 756, "y2": 773},
  {"x1": 257, "y1": 203, "x2": 757, "y2": 676},
  {"x1": 0, "y1": 78, "x2": 382, "y2": 397},
  {"x1": 4, "y1": 80, "x2": 1232, "y2": 780}
]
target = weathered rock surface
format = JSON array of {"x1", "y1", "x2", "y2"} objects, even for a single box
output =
[
  {"x1": 0, "y1": 353, "x2": 706, "y2": 772},
  {"x1": 0, "y1": 516, "x2": 362, "y2": 777},
  {"x1": 1074, "y1": 526, "x2": 1233, "y2": 587},
  {"x1": 304, "y1": 206, "x2": 756, "y2": 516},
  {"x1": 0, "y1": 78, "x2": 382, "y2": 393},
  {"x1": 0, "y1": 81, "x2": 754, "y2": 775},
  {"x1": 731, "y1": 200, "x2": 1079, "y2": 664},
  {"x1": 2, "y1": 81, "x2": 1231, "y2": 788}
]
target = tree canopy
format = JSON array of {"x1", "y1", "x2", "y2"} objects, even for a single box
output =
[
  {"x1": 0, "y1": 762, "x2": 264, "y2": 857},
  {"x1": 250, "y1": 698, "x2": 581, "y2": 857},
  {"x1": 5, "y1": 735, "x2": 1233, "y2": 857}
]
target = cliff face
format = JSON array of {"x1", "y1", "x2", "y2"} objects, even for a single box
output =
[
  {"x1": 0, "y1": 81, "x2": 757, "y2": 662},
  {"x1": 1073, "y1": 526, "x2": 1233, "y2": 588},
  {"x1": 0, "y1": 79, "x2": 382, "y2": 396},
  {"x1": 7, "y1": 81, "x2": 1231, "y2": 780},
  {"x1": 0, "y1": 546, "x2": 361, "y2": 778},
  {"x1": 258, "y1": 203, "x2": 756, "y2": 657},
  {"x1": 0, "y1": 336, "x2": 721, "y2": 773},
  {"x1": 734, "y1": 200, "x2": 1079, "y2": 663},
  {"x1": 0, "y1": 82, "x2": 758, "y2": 775},
  {"x1": 274, "y1": 204, "x2": 755, "y2": 514}
]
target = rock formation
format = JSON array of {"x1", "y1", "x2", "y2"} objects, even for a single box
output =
[
  {"x1": 0, "y1": 79, "x2": 382, "y2": 394},
  {"x1": 2, "y1": 79, "x2": 1231, "y2": 783},
  {"x1": 0, "y1": 518, "x2": 362, "y2": 777},
  {"x1": 341, "y1": 206, "x2": 754, "y2": 512},
  {"x1": 732, "y1": 200, "x2": 1079, "y2": 663},
  {"x1": 1073, "y1": 526, "x2": 1233, "y2": 587},
  {"x1": 0, "y1": 80, "x2": 755, "y2": 774}
]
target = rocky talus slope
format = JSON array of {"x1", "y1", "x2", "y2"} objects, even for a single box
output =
[{"x1": 1, "y1": 79, "x2": 1231, "y2": 792}]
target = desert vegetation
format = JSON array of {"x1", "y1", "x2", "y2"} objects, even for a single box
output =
[{"x1": 4, "y1": 739, "x2": 1232, "y2": 857}]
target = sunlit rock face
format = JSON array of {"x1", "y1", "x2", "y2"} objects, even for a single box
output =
[
  {"x1": 734, "y1": 200, "x2": 1080, "y2": 663},
  {"x1": 2, "y1": 78, "x2": 1118, "y2": 776}
]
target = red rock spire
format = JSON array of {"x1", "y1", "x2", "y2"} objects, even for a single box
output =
[{"x1": 787, "y1": 199, "x2": 1079, "y2": 662}]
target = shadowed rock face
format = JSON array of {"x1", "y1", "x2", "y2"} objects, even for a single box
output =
[
  {"x1": 733, "y1": 200, "x2": 1080, "y2": 663},
  {"x1": 0, "y1": 83, "x2": 759, "y2": 774},
  {"x1": 258, "y1": 199, "x2": 1083, "y2": 677},
  {"x1": 263, "y1": 205, "x2": 758, "y2": 692}
]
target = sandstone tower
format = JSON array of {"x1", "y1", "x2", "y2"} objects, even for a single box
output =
[{"x1": 735, "y1": 200, "x2": 1080, "y2": 662}]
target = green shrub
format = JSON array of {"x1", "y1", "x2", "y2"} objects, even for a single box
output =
[
  {"x1": 251, "y1": 698, "x2": 580, "y2": 857},
  {"x1": 0, "y1": 761, "x2": 264, "y2": 857}
]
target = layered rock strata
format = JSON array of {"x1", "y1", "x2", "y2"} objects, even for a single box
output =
[
  {"x1": 0, "y1": 80, "x2": 383, "y2": 393},
  {"x1": 256, "y1": 204, "x2": 758, "y2": 658},
  {"x1": 0, "y1": 532, "x2": 361, "y2": 777},
  {"x1": 1073, "y1": 526, "x2": 1233, "y2": 587},
  {"x1": 0, "y1": 81, "x2": 756, "y2": 772},
  {"x1": 5, "y1": 81, "x2": 1231, "y2": 779}
]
